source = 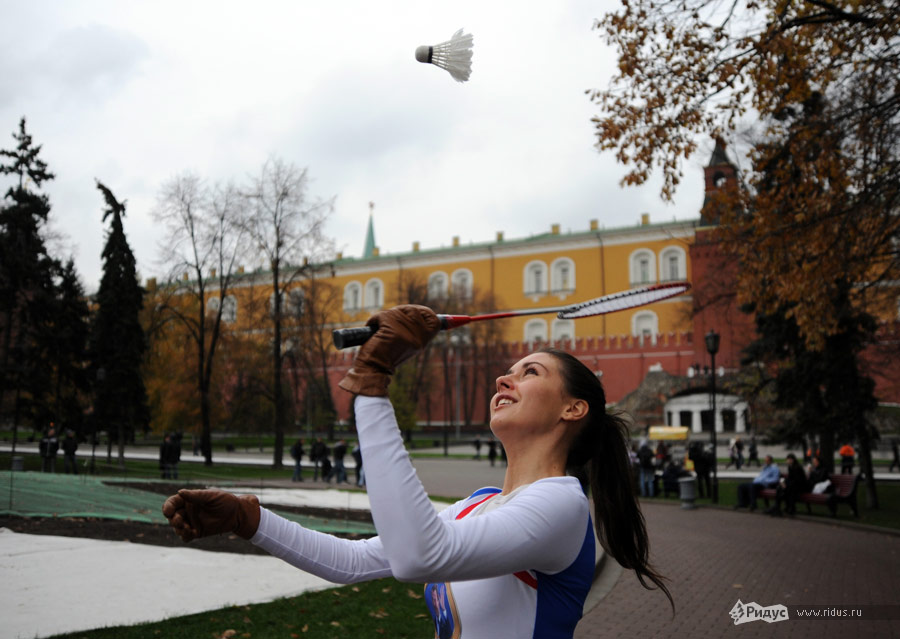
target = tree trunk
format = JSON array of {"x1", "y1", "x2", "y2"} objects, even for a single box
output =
[
  {"x1": 201, "y1": 388, "x2": 213, "y2": 466},
  {"x1": 272, "y1": 269, "x2": 284, "y2": 469},
  {"x1": 857, "y1": 423, "x2": 879, "y2": 509}
]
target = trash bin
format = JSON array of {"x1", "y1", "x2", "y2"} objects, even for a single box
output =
[
  {"x1": 678, "y1": 475, "x2": 697, "y2": 510},
  {"x1": 11, "y1": 456, "x2": 24, "y2": 471}
]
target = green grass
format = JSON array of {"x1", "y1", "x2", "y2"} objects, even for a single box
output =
[{"x1": 45, "y1": 578, "x2": 433, "y2": 639}]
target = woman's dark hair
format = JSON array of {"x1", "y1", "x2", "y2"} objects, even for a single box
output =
[{"x1": 538, "y1": 347, "x2": 674, "y2": 610}]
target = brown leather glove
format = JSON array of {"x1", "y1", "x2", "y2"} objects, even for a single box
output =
[
  {"x1": 161, "y1": 489, "x2": 260, "y2": 542},
  {"x1": 338, "y1": 305, "x2": 441, "y2": 396}
]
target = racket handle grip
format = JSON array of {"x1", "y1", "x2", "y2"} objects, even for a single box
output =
[
  {"x1": 332, "y1": 314, "x2": 458, "y2": 349},
  {"x1": 332, "y1": 326, "x2": 374, "y2": 349}
]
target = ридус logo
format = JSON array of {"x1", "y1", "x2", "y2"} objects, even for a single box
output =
[{"x1": 729, "y1": 599, "x2": 789, "y2": 625}]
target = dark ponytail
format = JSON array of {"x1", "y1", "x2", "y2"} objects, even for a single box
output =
[{"x1": 539, "y1": 348, "x2": 673, "y2": 611}]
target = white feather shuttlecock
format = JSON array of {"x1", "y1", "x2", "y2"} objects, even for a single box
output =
[{"x1": 415, "y1": 28, "x2": 474, "y2": 83}]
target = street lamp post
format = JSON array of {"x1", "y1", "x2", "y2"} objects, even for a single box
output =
[{"x1": 705, "y1": 330, "x2": 720, "y2": 504}]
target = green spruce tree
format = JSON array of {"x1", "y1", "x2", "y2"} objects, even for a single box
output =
[
  {"x1": 0, "y1": 117, "x2": 58, "y2": 448},
  {"x1": 91, "y1": 181, "x2": 149, "y2": 468}
]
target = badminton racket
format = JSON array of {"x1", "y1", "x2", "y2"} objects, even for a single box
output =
[{"x1": 332, "y1": 281, "x2": 690, "y2": 349}]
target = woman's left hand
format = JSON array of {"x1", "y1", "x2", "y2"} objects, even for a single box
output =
[{"x1": 338, "y1": 305, "x2": 440, "y2": 396}]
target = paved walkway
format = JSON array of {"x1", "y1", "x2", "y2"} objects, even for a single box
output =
[{"x1": 576, "y1": 502, "x2": 900, "y2": 637}]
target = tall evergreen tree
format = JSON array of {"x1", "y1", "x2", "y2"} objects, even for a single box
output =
[
  {"x1": 91, "y1": 181, "x2": 148, "y2": 468},
  {"x1": 45, "y1": 259, "x2": 91, "y2": 436},
  {"x1": 0, "y1": 117, "x2": 58, "y2": 445}
]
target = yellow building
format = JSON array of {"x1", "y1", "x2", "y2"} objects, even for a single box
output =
[{"x1": 328, "y1": 214, "x2": 696, "y2": 344}]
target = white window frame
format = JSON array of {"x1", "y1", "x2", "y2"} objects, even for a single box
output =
[
  {"x1": 550, "y1": 258, "x2": 576, "y2": 297},
  {"x1": 451, "y1": 268, "x2": 473, "y2": 300},
  {"x1": 221, "y1": 295, "x2": 237, "y2": 324},
  {"x1": 286, "y1": 288, "x2": 304, "y2": 317},
  {"x1": 427, "y1": 272, "x2": 448, "y2": 301},
  {"x1": 343, "y1": 282, "x2": 362, "y2": 312},
  {"x1": 551, "y1": 319, "x2": 575, "y2": 345},
  {"x1": 524, "y1": 319, "x2": 548, "y2": 346},
  {"x1": 631, "y1": 311, "x2": 658, "y2": 345},
  {"x1": 523, "y1": 261, "x2": 548, "y2": 298},
  {"x1": 659, "y1": 246, "x2": 686, "y2": 282},
  {"x1": 629, "y1": 249, "x2": 656, "y2": 287},
  {"x1": 364, "y1": 278, "x2": 384, "y2": 311}
]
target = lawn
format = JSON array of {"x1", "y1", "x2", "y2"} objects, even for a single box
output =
[{"x1": 45, "y1": 578, "x2": 433, "y2": 639}]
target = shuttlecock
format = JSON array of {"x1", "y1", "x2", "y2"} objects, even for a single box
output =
[{"x1": 415, "y1": 28, "x2": 474, "y2": 82}]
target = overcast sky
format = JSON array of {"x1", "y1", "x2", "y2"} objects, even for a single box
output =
[{"x1": 1, "y1": 0, "x2": 709, "y2": 293}]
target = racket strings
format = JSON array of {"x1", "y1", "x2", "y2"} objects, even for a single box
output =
[{"x1": 557, "y1": 283, "x2": 690, "y2": 319}]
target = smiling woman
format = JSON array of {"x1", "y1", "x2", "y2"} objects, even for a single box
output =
[{"x1": 163, "y1": 305, "x2": 672, "y2": 638}]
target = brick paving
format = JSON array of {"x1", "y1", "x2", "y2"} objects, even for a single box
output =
[{"x1": 575, "y1": 502, "x2": 900, "y2": 638}]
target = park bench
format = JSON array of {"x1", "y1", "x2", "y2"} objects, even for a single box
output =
[{"x1": 759, "y1": 473, "x2": 861, "y2": 517}]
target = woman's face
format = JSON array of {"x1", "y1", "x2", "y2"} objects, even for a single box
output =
[{"x1": 490, "y1": 352, "x2": 577, "y2": 438}]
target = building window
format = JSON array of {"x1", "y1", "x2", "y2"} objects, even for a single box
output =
[
  {"x1": 551, "y1": 319, "x2": 575, "y2": 344},
  {"x1": 286, "y1": 289, "x2": 304, "y2": 317},
  {"x1": 524, "y1": 319, "x2": 547, "y2": 345},
  {"x1": 632, "y1": 311, "x2": 658, "y2": 345},
  {"x1": 343, "y1": 282, "x2": 361, "y2": 312},
  {"x1": 659, "y1": 246, "x2": 686, "y2": 282},
  {"x1": 427, "y1": 272, "x2": 448, "y2": 301},
  {"x1": 451, "y1": 269, "x2": 473, "y2": 300},
  {"x1": 629, "y1": 249, "x2": 656, "y2": 287},
  {"x1": 364, "y1": 279, "x2": 383, "y2": 310},
  {"x1": 679, "y1": 411, "x2": 693, "y2": 429},
  {"x1": 222, "y1": 295, "x2": 237, "y2": 324},
  {"x1": 268, "y1": 291, "x2": 302, "y2": 317},
  {"x1": 524, "y1": 261, "x2": 548, "y2": 297},
  {"x1": 207, "y1": 295, "x2": 237, "y2": 323},
  {"x1": 550, "y1": 258, "x2": 575, "y2": 295}
]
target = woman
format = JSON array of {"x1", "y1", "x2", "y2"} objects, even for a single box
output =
[{"x1": 162, "y1": 305, "x2": 672, "y2": 637}]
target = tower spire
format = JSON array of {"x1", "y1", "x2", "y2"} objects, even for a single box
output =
[{"x1": 363, "y1": 202, "x2": 376, "y2": 258}]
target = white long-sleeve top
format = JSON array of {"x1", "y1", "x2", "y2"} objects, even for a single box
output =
[{"x1": 252, "y1": 395, "x2": 595, "y2": 638}]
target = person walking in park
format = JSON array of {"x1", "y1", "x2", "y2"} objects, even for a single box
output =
[
  {"x1": 487, "y1": 439, "x2": 497, "y2": 467},
  {"x1": 352, "y1": 442, "x2": 365, "y2": 487},
  {"x1": 39, "y1": 426, "x2": 59, "y2": 473},
  {"x1": 890, "y1": 440, "x2": 900, "y2": 473},
  {"x1": 637, "y1": 439, "x2": 656, "y2": 498},
  {"x1": 62, "y1": 429, "x2": 79, "y2": 474},
  {"x1": 290, "y1": 438, "x2": 304, "y2": 482},
  {"x1": 689, "y1": 441, "x2": 711, "y2": 499},
  {"x1": 726, "y1": 438, "x2": 739, "y2": 469},
  {"x1": 310, "y1": 438, "x2": 327, "y2": 481},
  {"x1": 327, "y1": 439, "x2": 348, "y2": 484},
  {"x1": 159, "y1": 433, "x2": 179, "y2": 479},
  {"x1": 734, "y1": 436, "x2": 745, "y2": 470},
  {"x1": 163, "y1": 305, "x2": 672, "y2": 637},
  {"x1": 747, "y1": 437, "x2": 760, "y2": 467}
]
